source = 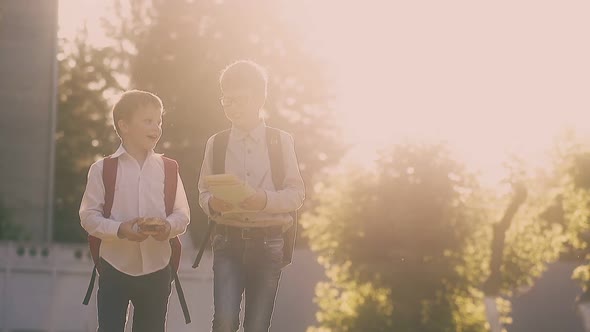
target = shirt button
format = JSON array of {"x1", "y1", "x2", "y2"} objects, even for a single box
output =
[
  {"x1": 246, "y1": 172, "x2": 251, "y2": 176},
  {"x1": 247, "y1": 149, "x2": 251, "y2": 154}
]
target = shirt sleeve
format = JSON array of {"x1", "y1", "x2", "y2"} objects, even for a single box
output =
[
  {"x1": 79, "y1": 161, "x2": 122, "y2": 241},
  {"x1": 167, "y1": 173, "x2": 191, "y2": 238},
  {"x1": 262, "y1": 132, "x2": 306, "y2": 214}
]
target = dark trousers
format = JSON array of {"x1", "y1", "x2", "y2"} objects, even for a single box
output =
[{"x1": 97, "y1": 259, "x2": 172, "y2": 332}]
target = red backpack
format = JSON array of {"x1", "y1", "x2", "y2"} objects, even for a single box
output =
[{"x1": 82, "y1": 156, "x2": 191, "y2": 324}]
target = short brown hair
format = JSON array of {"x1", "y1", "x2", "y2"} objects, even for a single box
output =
[
  {"x1": 219, "y1": 60, "x2": 268, "y2": 101},
  {"x1": 112, "y1": 90, "x2": 163, "y2": 137}
]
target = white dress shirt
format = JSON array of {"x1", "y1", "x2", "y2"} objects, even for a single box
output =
[
  {"x1": 80, "y1": 145, "x2": 190, "y2": 276},
  {"x1": 198, "y1": 123, "x2": 305, "y2": 228}
]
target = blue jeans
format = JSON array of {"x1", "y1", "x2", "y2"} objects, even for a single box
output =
[{"x1": 211, "y1": 228, "x2": 284, "y2": 332}]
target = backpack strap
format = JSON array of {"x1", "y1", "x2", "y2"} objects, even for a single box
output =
[
  {"x1": 162, "y1": 156, "x2": 191, "y2": 324},
  {"x1": 265, "y1": 127, "x2": 298, "y2": 266},
  {"x1": 88, "y1": 157, "x2": 118, "y2": 267},
  {"x1": 212, "y1": 129, "x2": 231, "y2": 175},
  {"x1": 162, "y1": 157, "x2": 178, "y2": 216},
  {"x1": 192, "y1": 130, "x2": 230, "y2": 269},
  {"x1": 162, "y1": 157, "x2": 181, "y2": 272},
  {"x1": 266, "y1": 127, "x2": 285, "y2": 190},
  {"x1": 83, "y1": 156, "x2": 117, "y2": 305},
  {"x1": 102, "y1": 157, "x2": 118, "y2": 218}
]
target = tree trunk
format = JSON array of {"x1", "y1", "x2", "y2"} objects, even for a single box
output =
[
  {"x1": 483, "y1": 296, "x2": 503, "y2": 332},
  {"x1": 483, "y1": 183, "x2": 527, "y2": 331}
]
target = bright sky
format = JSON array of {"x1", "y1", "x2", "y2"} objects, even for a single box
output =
[
  {"x1": 297, "y1": 1, "x2": 590, "y2": 179},
  {"x1": 58, "y1": 0, "x2": 109, "y2": 46},
  {"x1": 60, "y1": 0, "x2": 590, "y2": 183}
]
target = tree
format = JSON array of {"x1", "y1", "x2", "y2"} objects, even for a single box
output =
[
  {"x1": 304, "y1": 143, "x2": 489, "y2": 331},
  {"x1": 550, "y1": 132, "x2": 590, "y2": 329},
  {"x1": 102, "y1": 0, "x2": 345, "y2": 245},
  {"x1": 303, "y1": 143, "x2": 565, "y2": 331},
  {"x1": 53, "y1": 29, "x2": 121, "y2": 242}
]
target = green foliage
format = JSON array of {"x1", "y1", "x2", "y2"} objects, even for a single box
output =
[
  {"x1": 304, "y1": 143, "x2": 489, "y2": 331},
  {"x1": 53, "y1": 29, "x2": 121, "y2": 242},
  {"x1": 307, "y1": 263, "x2": 394, "y2": 332},
  {"x1": 551, "y1": 133, "x2": 590, "y2": 289},
  {"x1": 500, "y1": 217, "x2": 564, "y2": 292},
  {"x1": 304, "y1": 143, "x2": 564, "y2": 331},
  {"x1": 496, "y1": 161, "x2": 565, "y2": 293},
  {"x1": 559, "y1": 148, "x2": 590, "y2": 256}
]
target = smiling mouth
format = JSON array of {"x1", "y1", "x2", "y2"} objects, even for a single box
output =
[{"x1": 147, "y1": 135, "x2": 159, "y2": 140}]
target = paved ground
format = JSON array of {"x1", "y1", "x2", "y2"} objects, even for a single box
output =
[{"x1": 509, "y1": 261, "x2": 585, "y2": 332}]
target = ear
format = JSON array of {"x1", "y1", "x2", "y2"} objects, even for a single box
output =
[
  {"x1": 253, "y1": 93, "x2": 266, "y2": 110},
  {"x1": 118, "y1": 119, "x2": 129, "y2": 135}
]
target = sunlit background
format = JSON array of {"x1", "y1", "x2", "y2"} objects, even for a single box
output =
[
  {"x1": 60, "y1": 0, "x2": 590, "y2": 182},
  {"x1": 3, "y1": 1, "x2": 590, "y2": 331}
]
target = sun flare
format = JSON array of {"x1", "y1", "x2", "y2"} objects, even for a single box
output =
[{"x1": 59, "y1": 0, "x2": 590, "y2": 182}]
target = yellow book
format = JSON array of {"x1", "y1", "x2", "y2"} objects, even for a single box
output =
[{"x1": 204, "y1": 174, "x2": 256, "y2": 215}]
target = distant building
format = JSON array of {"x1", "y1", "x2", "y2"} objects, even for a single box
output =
[{"x1": 0, "y1": 0, "x2": 58, "y2": 241}]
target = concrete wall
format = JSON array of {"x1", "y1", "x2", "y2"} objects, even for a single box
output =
[
  {"x1": 0, "y1": 237, "x2": 323, "y2": 332},
  {"x1": 0, "y1": 236, "x2": 587, "y2": 332},
  {"x1": 0, "y1": 0, "x2": 58, "y2": 241}
]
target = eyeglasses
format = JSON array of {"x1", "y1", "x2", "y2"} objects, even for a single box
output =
[{"x1": 219, "y1": 95, "x2": 250, "y2": 108}]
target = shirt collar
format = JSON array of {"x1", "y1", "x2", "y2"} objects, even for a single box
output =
[
  {"x1": 110, "y1": 144, "x2": 160, "y2": 159},
  {"x1": 230, "y1": 122, "x2": 266, "y2": 143}
]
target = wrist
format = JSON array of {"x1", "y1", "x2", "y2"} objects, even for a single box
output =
[
  {"x1": 116, "y1": 224, "x2": 125, "y2": 239},
  {"x1": 208, "y1": 198, "x2": 219, "y2": 216},
  {"x1": 261, "y1": 190, "x2": 268, "y2": 211}
]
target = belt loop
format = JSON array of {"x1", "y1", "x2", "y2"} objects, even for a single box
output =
[
  {"x1": 264, "y1": 228, "x2": 271, "y2": 244},
  {"x1": 217, "y1": 225, "x2": 227, "y2": 240},
  {"x1": 241, "y1": 227, "x2": 252, "y2": 240},
  {"x1": 264, "y1": 226, "x2": 280, "y2": 241},
  {"x1": 263, "y1": 227, "x2": 271, "y2": 241}
]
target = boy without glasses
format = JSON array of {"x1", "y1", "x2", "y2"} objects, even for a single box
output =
[{"x1": 80, "y1": 90, "x2": 190, "y2": 332}]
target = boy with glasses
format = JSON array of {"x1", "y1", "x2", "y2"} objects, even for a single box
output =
[{"x1": 198, "y1": 60, "x2": 305, "y2": 332}]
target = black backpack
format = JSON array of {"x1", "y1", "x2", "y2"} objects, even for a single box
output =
[{"x1": 193, "y1": 126, "x2": 298, "y2": 268}]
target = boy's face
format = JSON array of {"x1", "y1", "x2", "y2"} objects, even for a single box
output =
[
  {"x1": 220, "y1": 87, "x2": 261, "y2": 130},
  {"x1": 118, "y1": 105, "x2": 162, "y2": 151}
]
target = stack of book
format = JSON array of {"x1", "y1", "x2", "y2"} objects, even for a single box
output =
[{"x1": 204, "y1": 174, "x2": 256, "y2": 215}]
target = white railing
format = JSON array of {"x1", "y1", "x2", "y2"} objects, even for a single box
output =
[{"x1": 0, "y1": 235, "x2": 215, "y2": 332}]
